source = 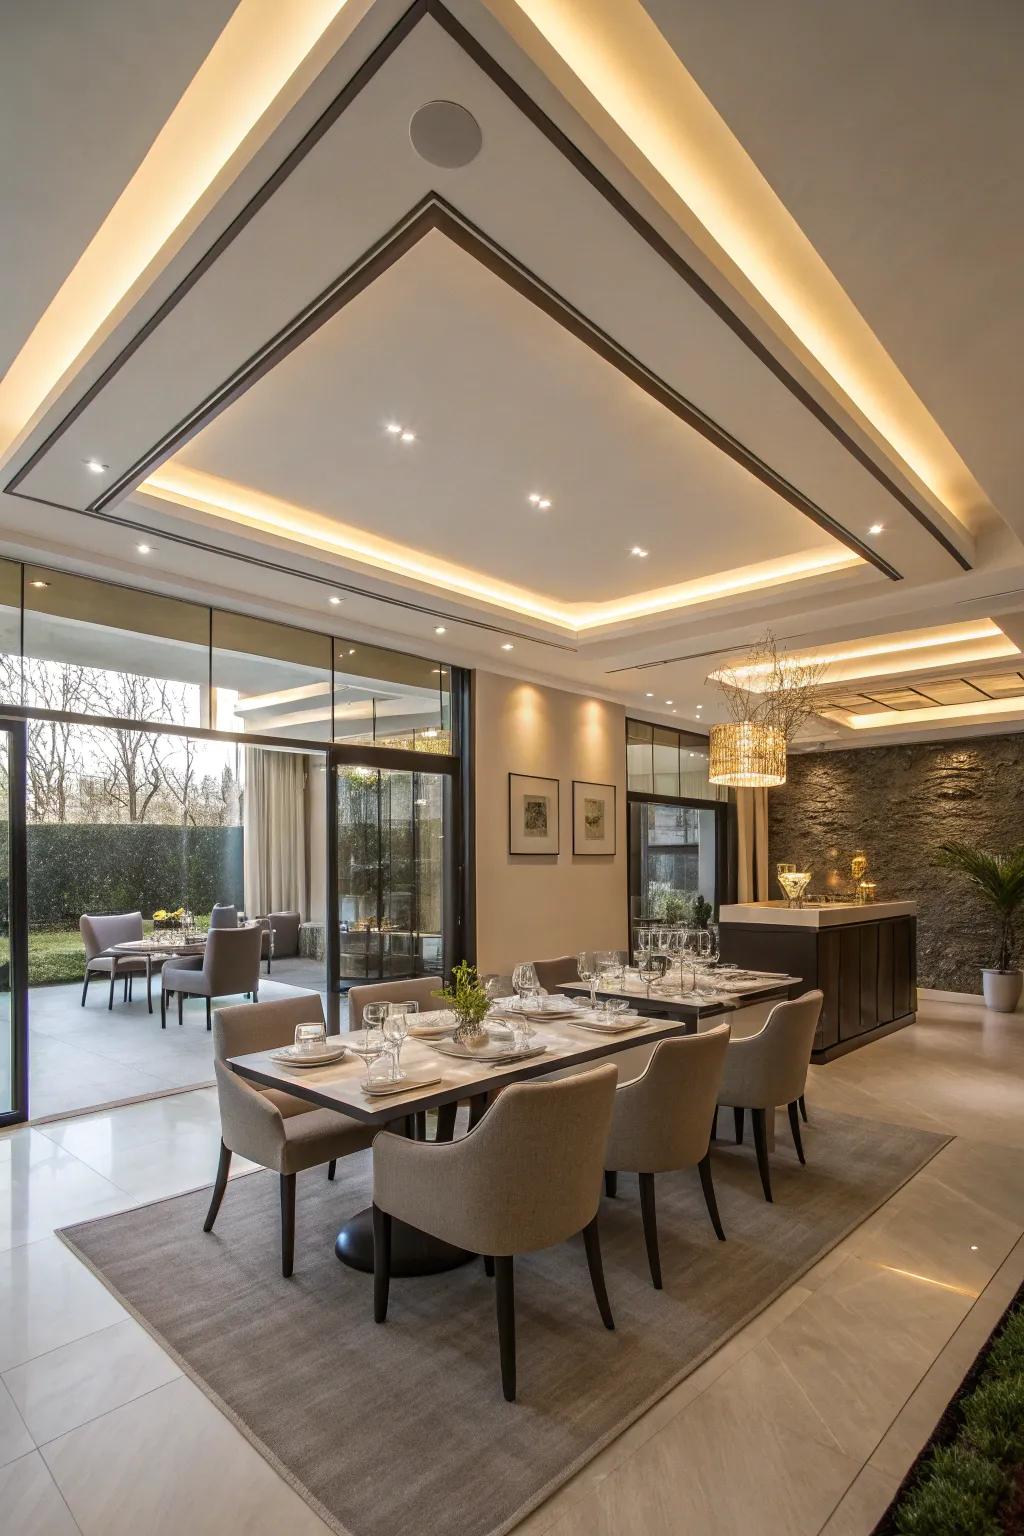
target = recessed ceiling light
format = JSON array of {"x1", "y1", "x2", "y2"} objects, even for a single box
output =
[
  {"x1": 84, "y1": 458, "x2": 108, "y2": 473},
  {"x1": 136, "y1": 543, "x2": 151, "y2": 554},
  {"x1": 630, "y1": 545, "x2": 649, "y2": 558},
  {"x1": 665, "y1": 699, "x2": 673, "y2": 705},
  {"x1": 645, "y1": 691, "x2": 654, "y2": 698},
  {"x1": 538, "y1": 498, "x2": 551, "y2": 510},
  {"x1": 400, "y1": 431, "x2": 416, "y2": 443},
  {"x1": 347, "y1": 648, "x2": 356, "y2": 656},
  {"x1": 386, "y1": 423, "x2": 402, "y2": 435},
  {"x1": 868, "y1": 523, "x2": 884, "y2": 535},
  {"x1": 501, "y1": 642, "x2": 514, "y2": 651},
  {"x1": 328, "y1": 595, "x2": 343, "y2": 605},
  {"x1": 29, "y1": 579, "x2": 49, "y2": 589},
  {"x1": 434, "y1": 625, "x2": 446, "y2": 634}
]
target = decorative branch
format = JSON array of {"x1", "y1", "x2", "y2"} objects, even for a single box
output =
[{"x1": 707, "y1": 631, "x2": 827, "y2": 742}]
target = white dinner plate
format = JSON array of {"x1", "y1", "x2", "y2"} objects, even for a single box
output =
[
  {"x1": 270, "y1": 1044, "x2": 349, "y2": 1068},
  {"x1": 431, "y1": 1040, "x2": 549, "y2": 1063}
]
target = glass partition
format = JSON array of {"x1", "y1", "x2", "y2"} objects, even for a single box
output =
[
  {"x1": 334, "y1": 640, "x2": 451, "y2": 753},
  {"x1": 22, "y1": 565, "x2": 209, "y2": 727},
  {"x1": 336, "y1": 763, "x2": 445, "y2": 982},
  {"x1": 629, "y1": 800, "x2": 720, "y2": 927},
  {"x1": 0, "y1": 559, "x2": 21, "y2": 708},
  {"x1": 212, "y1": 611, "x2": 332, "y2": 740}
]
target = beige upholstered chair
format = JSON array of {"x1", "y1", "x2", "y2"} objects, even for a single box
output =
[
  {"x1": 209, "y1": 903, "x2": 239, "y2": 929},
  {"x1": 161, "y1": 924, "x2": 262, "y2": 1030},
  {"x1": 604, "y1": 1023, "x2": 731, "y2": 1288},
  {"x1": 347, "y1": 976, "x2": 441, "y2": 1026},
  {"x1": 715, "y1": 991, "x2": 823, "y2": 1203},
  {"x1": 206, "y1": 995, "x2": 374, "y2": 1276},
  {"x1": 80, "y1": 911, "x2": 162, "y2": 1012},
  {"x1": 531, "y1": 955, "x2": 579, "y2": 993},
  {"x1": 372, "y1": 1064, "x2": 618, "y2": 1401}
]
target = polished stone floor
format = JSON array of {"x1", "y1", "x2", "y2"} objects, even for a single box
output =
[
  {"x1": 1, "y1": 992, "x2": 1023, "y2": 1535},
  {"x1": 26, "y1": 960, "x2": 328, "y2": 1120}
]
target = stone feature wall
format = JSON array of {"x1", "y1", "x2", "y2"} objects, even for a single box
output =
[{"x1": 768, "y1": 733, "x2": 1024, "y2": 994}]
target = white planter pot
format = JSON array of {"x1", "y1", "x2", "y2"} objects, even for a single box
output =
[{"x1": 981, "y1": 968, "x2": 1023, "y2": 1013}]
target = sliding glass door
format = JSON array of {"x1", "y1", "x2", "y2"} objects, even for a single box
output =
[
  {"x1": 0, "y1": 722, "x2": 28, "y2": 1125},
  {"x1": 334, "y1": 758, "x2": 452, "y2": 986}
]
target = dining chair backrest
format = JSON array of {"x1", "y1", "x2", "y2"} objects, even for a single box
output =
[
  {"x1": 348, "y1": 976, "x2": 441, "y2": 1028},
  {"x1": 605, "y1": 1024, "x2": 730, "y2": 1174},
  {"x1": 201, "y1": 924, "x2": 262, "y2": 995},
  {"x1": 531, "y1": 955, "x2": 579, "y2": 992},
  {"x1": 268, "y1": 911, "x2": 301, "y2": 957},
  {"x1": 209, "y1": 903, "x2": 239, "y2": 929},
  {"x1": 79, "y1": 911, "x2": 143, "y2": 962},
  {"x1": 214, "y1": 993, "x2": 326, "y2": 1061},
  {"x1": 436, "y1": 1064, "x2": 618, "y2": 1255},
  {"x1": 728, "y1": 990, "x2": 823, "y2": 1109}
]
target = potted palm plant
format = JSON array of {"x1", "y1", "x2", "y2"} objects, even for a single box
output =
[{"x1": 936, "y1": 841, "x2": 1024, "y2": 1012}]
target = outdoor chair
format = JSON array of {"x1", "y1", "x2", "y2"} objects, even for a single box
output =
[{"x1": 161, "y1": 923, "x2": 262, "y2": 1030}]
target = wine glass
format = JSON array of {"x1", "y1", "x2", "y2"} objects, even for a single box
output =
[
  {"x1": 349, "y1": 1021, "x2": 388, "y2": 1086},
  {"x1": 577, "y1": 951, "x2": 602, "y2": 1010},
  {"x1": 512, "y1": 962, "x2": 540, "y2": 1005},
  {"x1": 384, "y1": 1001, "x2": 415, "y2": 1077},
  {"x1": 637, "y1": 950, "x2": 669, "y2": 997}
]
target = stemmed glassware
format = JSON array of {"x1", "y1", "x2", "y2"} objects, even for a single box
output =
[
  {"x1": 384, "y1": 1001, "x2": 416, "y2": 1078},
  {"x1": 511, "y1": 962, "x2": 540, "y2": 1041},
  {"x1": 637, "y1": 950, "x2": 669, "y2": 997},
  {"x1": 576, "y1": 951, "x2": 602, "y2": 1010},
  {"x1": 350, "y1": 1004, "x2": 389, "y2": 1085}
]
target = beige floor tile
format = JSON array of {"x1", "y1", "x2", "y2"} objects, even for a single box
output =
[
  {"x1": 0, "y1": 1140, "x2": 131, "y2": 1252},
  {"x1": 818, "y1": 1464, "x2": 900, "y2": 1536},
  {"x1": 0, "y1": 1450, "x2": 81, "y2": 1535},
  {"x1": 538, "y1": 1379, "x2": 862, "y2": 1536},
  {"x1": 42, "y1": 1376, "x2": 331, "y2": 1536},
  {"x1": 0, "y1": 1236, "x2": 126, "y2": 1372},
  {"x1": 54, "y1": 1125, "x2": 258, "y2": 1203},
  {"x1": 4, "y1": 1319, "x2": 180, "y2": 1445},
  {"x1": 0, "y1": 1378, "x2": 34, "y2": 1467}
]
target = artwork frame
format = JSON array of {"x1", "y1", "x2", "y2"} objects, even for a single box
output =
[
  {"x1": 572, "y1": 780, "x2": 616, "y2": 856},
  {"x1": 508, "y1": 773, "x2": 560, "y2": 855}
]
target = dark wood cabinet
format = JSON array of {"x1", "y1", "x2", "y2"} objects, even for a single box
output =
[{"x1": 718, "y1": 913, "x2": 917, "y2": 1061}]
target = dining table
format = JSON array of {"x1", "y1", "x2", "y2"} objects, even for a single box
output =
[
  {"x1": 108, "y1": 932, "x2": 208, "y2": 1014},
  {"x1": 557, "y1": 966, "x2": 801, "y2": 1025},
  {"x1": 228, "y1": 1009, "x2": 698, "y2": 1278}
]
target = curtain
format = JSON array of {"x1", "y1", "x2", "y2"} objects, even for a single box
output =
[
  {"x1": 243, "y1": 750, "x2": 308, "y2": 918},
  {"x1": 735, "y1": 786, "x2": 770, "y2": 902}
]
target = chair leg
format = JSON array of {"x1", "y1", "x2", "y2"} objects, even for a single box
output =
[
  {"x1": 733, "y1": 1106, "x2": 745, "y2": 1145},
  {"x1": 494, "y1": 1256, "x2": 516, "y2": 1401},
  {"x1": 414, "y1": 1111, "x2": 427, "y2": 1141},
  {"x1": 177, "y1": 992, "x2": 184, "y2": 1027},
  {"x1": 123, "y1": 974, "x2": 129, "y2": 1003},
  {"x1": 160, "y1": 988, "x2": 167, "y2": 1029},
  {"x1": 604, "y1": 1169, "x2": 618, "y2": 1198},
  {"x1": 582, "y1": 1214, "x2": 615, "y2": 1329},
  {"x1": 128, "y1": 974, "x2": 133, "y2": 1002},
  {"x1": 799, "y1": 1093, "x2": 808, "y2": 1124},
  {"x1": 467, "y1": 1093, "x2": 488, "y2": 1131},
  {"x1": 146, "y1": 959, "x2": 153, "y2": 1014},
  {"x1": 788, "y1": 1101, "x2": 806, "y2": 1165},
  {"x1": 327, "y1": 1159, "x2": 336, "y2": 1181},
  {"x1": 698, "y1": 1151, "x2": 726, "y2": 1240},
  {"x1": 435, "y1": 1102, "x2": 458, "y2": 1142},
  {"x1": 205, "y1": 997, "x2": 212, "y2": 1032},
  {"x1": 638, "y1": 1172, "x2": 662, "y2": 1289},
  {"x1": 108, "y1": 973, "x2": 115, "y2": 1011},
  {"x1": 81, "y1": 972, "x2": 90, "y2": 1007},
  {"x1": 483, "y1": 1254, "x2": 495, "y2": 1278},
  {"x1": 711, "y1": 1105, "x2": 718, "y2": 1141},
  {"x1": 280, "y1": 1173, "x2": 296, "y2": 1278},
  {"x1": 373, "y1": 1203, "x2": 391, "y2": 1322},
  {"x1": 203, "y1": 1141, "x2": 232, "y2": 1231},
  {"x1": 751, "y1": 1109, "x2": 773, "y2": 1202}
]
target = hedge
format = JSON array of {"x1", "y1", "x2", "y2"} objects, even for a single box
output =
[{"x1": 0, "y1": 821, "x2": 243, "y2": 927}]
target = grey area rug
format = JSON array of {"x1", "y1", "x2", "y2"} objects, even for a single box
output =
[{"x1": 60, "y1": 1109, "x2": 947, "y2": 1536}]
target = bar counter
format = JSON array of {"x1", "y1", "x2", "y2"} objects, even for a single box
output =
[{"x1": 718, "y1": 900, "x2": 917, "y2": 1061}]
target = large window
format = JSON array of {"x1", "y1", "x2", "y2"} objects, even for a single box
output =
[
  {"x1": 333, "y1": 640, "x2": 451, "y2": 752},
  {"x1": 626, "y1": 718, "x2": 725, "y2": 939}
]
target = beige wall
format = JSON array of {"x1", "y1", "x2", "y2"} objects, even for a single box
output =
[{"x1": 473, "y1": 671, "x2": 628, "y2": 973}]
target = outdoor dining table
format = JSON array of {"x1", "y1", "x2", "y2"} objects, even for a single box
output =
[
  {"x1": 108, "y1": 933, "x2": 208, "y2": 1014},
  {"x1": 228, "y1": 1011, "x2": 696, "y2": 1277}
]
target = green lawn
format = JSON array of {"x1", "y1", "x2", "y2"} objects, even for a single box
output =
[{"x1": 0, "y1": 919, "x2": 214, "y2": 988}]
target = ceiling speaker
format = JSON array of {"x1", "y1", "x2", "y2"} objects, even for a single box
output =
[{"x1": 409, "y1": 101, "x2": 482, "y2": 169}]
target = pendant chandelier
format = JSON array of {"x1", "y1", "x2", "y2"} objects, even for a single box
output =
[
  {"x1": 708, "y1": 721, "x2": 786, "y2": 788},
  {"x1": 706, "y1": 632, "x2": 826, "y2": 789}
]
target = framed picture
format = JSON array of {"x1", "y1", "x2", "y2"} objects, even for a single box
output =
[
  {"x1": 508, "y1": 773, "x2": 560, "y2": 855},
  {"x1": 572, "y1": 780, "x2": 616, "y2": 856}
]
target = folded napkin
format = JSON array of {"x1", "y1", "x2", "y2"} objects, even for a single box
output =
[{"x1": 408, "y1": 1010, "x2": 456, "y2": 1037}]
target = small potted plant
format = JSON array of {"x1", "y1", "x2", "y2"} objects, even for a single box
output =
[
  {"x1": 936, "y1": 841, "x2": 1024, "y2": 1012},
  {"x1": 434, "y1": 960, "x2": 492, "y2": 1047}
]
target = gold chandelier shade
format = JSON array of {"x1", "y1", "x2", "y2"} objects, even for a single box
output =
[{"x1": 708, "y1": 721, "x2": 787, "y2": 787}]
